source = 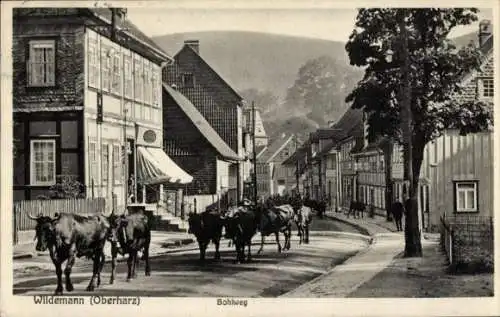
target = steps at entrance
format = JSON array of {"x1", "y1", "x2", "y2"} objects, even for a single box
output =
[{"x1": 153, "y1": 213, "x2": 188, "y2": 232}]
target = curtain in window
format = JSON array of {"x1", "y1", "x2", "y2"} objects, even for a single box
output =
[
  {"x1": 28, "y1": 41, "x2": 55, "y2": 86},
  {"x1": 32, "y1": 140, "x2": 55, "y2": 184}
]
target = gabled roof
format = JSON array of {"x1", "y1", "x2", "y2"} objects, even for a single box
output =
[
  {"x1": 255, "y1": 145, "x2": 267, "y2": 159},
  {"x1": 258, "y1": 134, "x2": 294, "y2": 163},
  {"x1": 89, "y1": 8, "x2": 171, "y2": 62},
  {"x1": 163, "y1": 84, "x2": 242, "y2": 161},
  {"x1": 310, "y1": 128, "x2": 346, "y2": 143},
  {"x1": 352, "y1": 136, "x2": 392, "y2": 156},
  {"x1": 281, "y1": 146, "x2": 306, "y2": 166},
  {"x1": 176, "y1": 44, "x2": 243, "y2": 103}
]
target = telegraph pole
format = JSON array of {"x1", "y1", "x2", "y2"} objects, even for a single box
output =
[
  {"x1": 252, "y1": 102, "x2": 258, "y2": 206},
  {"x1": 294, "y1": 134, "x2": 300, "y2": 195}
]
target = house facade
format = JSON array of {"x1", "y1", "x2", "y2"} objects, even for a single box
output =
[
  {"x1": 163, "y1": 40, "x2": 245, "y2": 203},
  {"x1": 423, "y1": 21, "x2": 494, "y2": 231},
  {"x1": 13, "y1": 8, "x2": 188, "y2": 211},
  {"x1": 162, "y1": 84, "x2": 241, "y2": 214}
]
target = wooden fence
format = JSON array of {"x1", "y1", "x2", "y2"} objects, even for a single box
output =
[{"x1": 13, "y1": 198, "x2": 106, "y2": 235}]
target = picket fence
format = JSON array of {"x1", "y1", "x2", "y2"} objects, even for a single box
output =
[{"x1": 13, "y1": 198, "x2": 106, "y2": 234}]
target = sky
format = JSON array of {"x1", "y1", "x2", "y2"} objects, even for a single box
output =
[{"x1": 127, "y1": 7, "x2": 494, "y2": 42}]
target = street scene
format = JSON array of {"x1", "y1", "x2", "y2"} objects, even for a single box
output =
[{"x1": 8, "y1": 4, "x2": 495, "y2": 307}]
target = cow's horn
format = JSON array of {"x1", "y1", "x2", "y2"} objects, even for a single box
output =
[{"x1": 26, "y1": 213, "x2": 39, "y2": 220}]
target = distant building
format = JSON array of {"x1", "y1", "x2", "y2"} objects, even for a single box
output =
[
  {"x1": 12, "y1": 8, "x2": 188, "y2": 211},
  {"x1": 255, "y1": 134, "x2": 296, "y2": 198}
]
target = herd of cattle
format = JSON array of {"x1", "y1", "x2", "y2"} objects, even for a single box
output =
[{"x1": 25, "y1": 194, "x2": 405, "y2": 296}]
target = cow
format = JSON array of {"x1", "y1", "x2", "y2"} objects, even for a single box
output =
[
  {"x1": 390, "y1": 201, "x2": 405, "y2": 231},
  {"x1": 347, "y1": 201, "x2": 366, "y2": 218},
  {"x1": 293, "y1": 205, "x2": 313, "y2": 245},
  {"x1": 107, "y1": 209, "x2": 152, "y2": 283},
  {"x1": 304, "y1": 198, "x2": 327, "y2": 218},
  {"x1": 221, "y1": 206, "x2": 259, "y2": 263},
  {"x1": 27, "y1": 212, "x2": 110, "y2": 295},
  {"x1": 187, "y1": 210, "x2": 223, "y2": 263},
  {"x1": 256, "y1": 204, "x2": 294, "y2": 254}
]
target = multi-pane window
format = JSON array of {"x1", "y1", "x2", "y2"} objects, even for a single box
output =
[
  {"x1": 455, "y1": 181, "x2": 478, "y2": 212},
  {"x1": 27, "y1": 40, "x2": 55, "y2": 87},
  {"x1": 89, "y1": 142, "x2": 98, "y2": 185},
  {"x1": 101, "y1": 48, "x2": 111, "y2": 92},
  {"x1": 134, "y1": 56, "x2": 143, "y2": 101},
  {"x1": 30, "y1": 139, "x2": 56, "y2": 186},
  {"x1": 480, "y1": 78, "x2": 494, "y2": 98},
  {"x1": 182, "y1": 73, "x2": 195, "y2": 88},
  {"x1": 101, "y1": 144, "x2": 109, "y2": 186},
  {"x1": 111, "y1": 51, "x2": 121, "y2": 94},
  {"x1": 113, "y1": 144, "x2": 121, "y2": 185},
  {"x1": 88, "y1": 38, "x2": 99, "y2": 88},
  {"x1": 124, "y1": 54, "x2": 133, "y2": 99}
]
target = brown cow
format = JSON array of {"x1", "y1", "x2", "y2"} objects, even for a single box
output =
[{"x1": 28, "y1": 212, "x2": 110, "y2": 295}]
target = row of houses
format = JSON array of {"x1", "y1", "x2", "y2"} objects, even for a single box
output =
[
  {"x1": 12, "y1": 8, "x2": 269, "y2": 218},
  {"x1": 283, "y1": 20, "x2": 494, "y2": 233}
]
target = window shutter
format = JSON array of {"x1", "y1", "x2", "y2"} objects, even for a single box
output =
[
  {"x1": 26, "y1": 60, "x2": 32, "y2": 86},
  {"x1": 46, "y1": 47, "x2": 55, "y2": 85},
  {"x1": 477, "y1": 79, "x2": 484, "y2": 98}
]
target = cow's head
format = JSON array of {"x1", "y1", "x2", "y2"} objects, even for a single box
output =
[
  {"x1": 187, "y1": 212, "x2": 202, "y2": 235},
  {"x1": 27, "y1": 213, "x2": 58, "y2": 252},
  {"x1": 106, "y1": 213, "x2": 129, "y2": 244}
]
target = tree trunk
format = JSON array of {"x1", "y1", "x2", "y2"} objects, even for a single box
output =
[{"x1": 404, "y1": 138, "x2": 424, "y2": 258}]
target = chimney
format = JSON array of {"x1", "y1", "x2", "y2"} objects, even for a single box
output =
[
  {"x1": 479, "y1": 20, "x2": 492, "y2": 47},
  {"x1": 184, "y1": 40, "x2": 200, "y2": 54}
]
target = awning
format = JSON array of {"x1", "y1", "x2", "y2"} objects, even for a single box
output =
[{"x1": 137, "y1": 146, "x2": 193, "y2": 185}]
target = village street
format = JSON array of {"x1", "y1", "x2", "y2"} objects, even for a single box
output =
[{"x1": 13, "y1": 217, "x2": 370, "y2": 297}]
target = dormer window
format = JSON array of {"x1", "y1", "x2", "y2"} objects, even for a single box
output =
[
  {"x1": 182, "y1": 73, "x2": 195, "y2": 88},
  {"x1": 478, "y1": 77, "x2": 494, "y2": 98}
]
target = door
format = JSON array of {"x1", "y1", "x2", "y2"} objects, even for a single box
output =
[{"x1": 370, "y1": 187, "x2": 375, "y2": 207}]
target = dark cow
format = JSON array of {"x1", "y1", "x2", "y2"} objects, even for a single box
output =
[
  {"x1": 108, "y1": 209, "x2": 152, "y2": 283},
  {"x1": 222, "y1": 206, "x2": 259, "y2": 263},
  {"x1": 256, "y1": 204, "x2": 294, "y2": 254},
  {"x1": 390, "y1": 201, "x2": 405, "y2": 231},
  {"x1": 304, "y1": 198, "x2": 327, "y2": 218},
  {"x1": 293, "y1": 205, "x2": 313, "y2": 245},
  {"x1": 187, "y1": 210, "x2": 223, "y2": 262},
  {"x1": 347, "y1": 201, "x2": 366, "y2": 218},
  {"x1": 27, "y1": 212, "x2": 110, "y2": 295}
]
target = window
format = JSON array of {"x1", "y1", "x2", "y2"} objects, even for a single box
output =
[
  {"x1": 27, "y1": 40, "x2": 55, "y2": 87},
  {"x1": 88, "y1": 38, "x2": 99, "y2": 88},
  {"x1": 101, "y1": 144, "x2": 109, "y2": 186},
  {"x1": 144, "y1": 61, "x2": 151, "y2": 104},
  {"x1": 182, "y1": 73, "x2": 195, "y2": 88},
  {"x1": 111, "y1": 52, "x2": 121, "y2": 94},
  {"x1": 113, "y1": 144, "x2": 121, "y2": 185},
  {"x1": 152, "y1": 70, "x2": 159, "y2": 106},
  {"x1": 379, "y1": 157, "x2": 385, "y2": 171},
  {"x1": 455, "y1": 181, "x2": 478, "y2": 213},
  {"x1": 124, "y1": 55, "x2": 133, "y2": 99},
  {"x1": 134, "y1": 56, "x2": 143, "y2": 101},
  {"x1": 89, "y1": 142, "x2": 98, "y2": 185},
  {"x1": 101, "y1": 47, "x2": 111, "y2": 92},
  {"x1": 479, "y1": 78, "x2": 494, "y2": 98},
  {"x1": 30, "y1": 139, "x2": 56, "y2": 185}
]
